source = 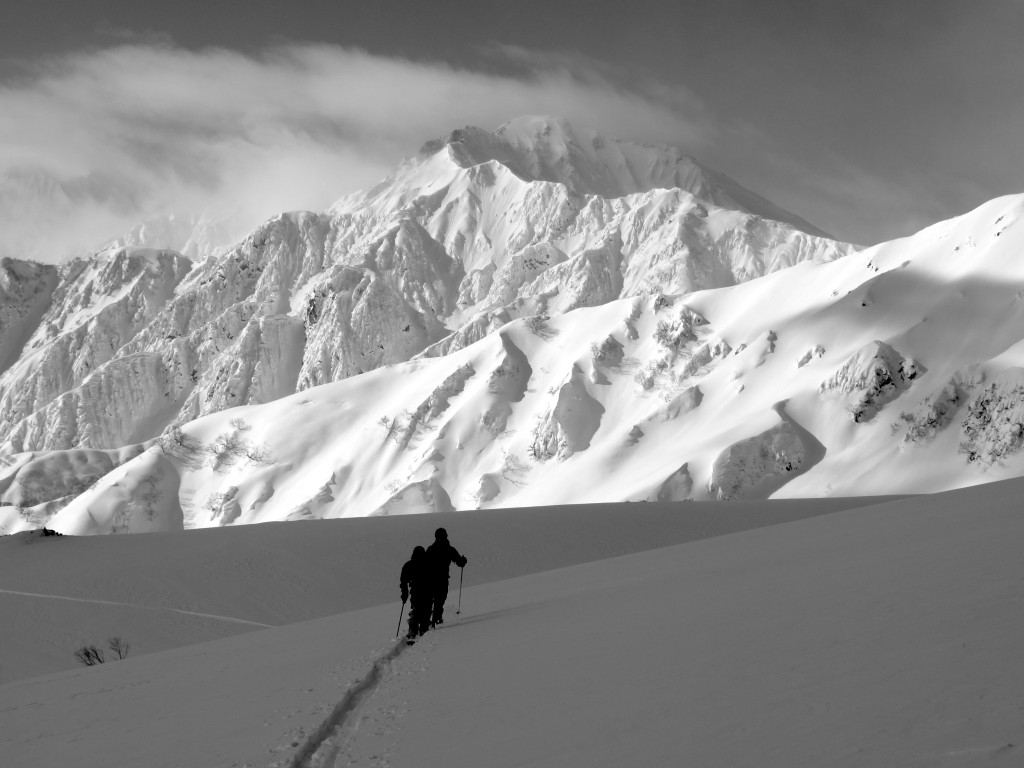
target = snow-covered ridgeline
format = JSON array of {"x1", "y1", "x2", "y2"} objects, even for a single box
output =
[
  {"x1": 14, "y1": 192, "x2": 1024, "y2": 534},
  {"x1": 0, "y1": 117, "x2": 847, "y2": 467}
]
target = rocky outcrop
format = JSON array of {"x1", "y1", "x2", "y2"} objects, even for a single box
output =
[
  {"x1": 707, "y1": 419, "x2": 808, "y2": 500},
  {"x1": 375, "y1": 471, "x2": 454, "y2": 516},
  {"x1": 480, "y1": 333, "x2": 532, "y2": 437},
  {"x1": 0, "y1": 249, "x2": 192, "y2": 450},
  {"x1": 819, "y1": 341, "x2": 922, "y2": 422},
  {"x1": 529, "y1": 364, "x2": 605, "y2": 461},
  {"x1": 647, "y1": 386, "x2": 703, "y2": 423},
  {"x1": 654, "y1": 464, "x2": 693, "y2": 501},
  {"x1": 0, "y1": 258, "x2": 58, "y2": 378}
]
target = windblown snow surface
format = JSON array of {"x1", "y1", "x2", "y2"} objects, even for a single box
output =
[{"x1": 1, "y1": 480, "x2": 1022, "y2": 767}]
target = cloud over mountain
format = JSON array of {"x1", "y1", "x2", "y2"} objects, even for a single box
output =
[{"x1": 0, "y1": 43, "x2": 713, "y2": 262}]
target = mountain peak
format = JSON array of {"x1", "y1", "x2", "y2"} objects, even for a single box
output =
[{"x1": 433, "y1": 116, "x2": 828, "y2": 236}]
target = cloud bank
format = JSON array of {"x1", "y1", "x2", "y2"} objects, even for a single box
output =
[
  {"x1": 0, "y1": 41, "x2": 951, "y2": 262},
  {"x1": 0, "y1": 43, "x2": 720, "y2": 262}
]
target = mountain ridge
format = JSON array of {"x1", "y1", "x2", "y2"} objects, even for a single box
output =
[
  {"x1": 7, "y1": 191, "x2": 1024, "y2": 533},
  {"x1": 0, "y1": 117, "x2": 847, "y2": 468}
]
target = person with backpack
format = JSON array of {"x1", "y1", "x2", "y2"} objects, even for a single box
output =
[
  {"x1": 400, "y1": 545, "x2": 431, "y2": 643},
  {"x1": 426, "y1": 527, "x2": 467, "y2": 627}
]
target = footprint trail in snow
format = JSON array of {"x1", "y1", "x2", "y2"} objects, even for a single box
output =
[{"x1": 288, "y1": 631, "x2": 435, "y2": 768}]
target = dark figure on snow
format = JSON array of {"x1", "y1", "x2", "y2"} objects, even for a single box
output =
[
  {"x1": 400, "y1": 546, "x2": 431, "y2": 641},
  {"x1": 426, "y1": 527, "x2": 467, "y2": 627}
]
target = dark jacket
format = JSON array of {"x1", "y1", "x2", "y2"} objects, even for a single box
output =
[
  {"x1": 400, "y1": 547, "x2": 429, "y2": 602},
  {"x1": 426, "y1": 539, "x2": 467, "y2": 583}
]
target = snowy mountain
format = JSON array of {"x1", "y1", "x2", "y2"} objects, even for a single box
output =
[
  {"x1": 0, "y1": 118, "x2": 846, "y2": 462},
  {"x1": 8, "y1": 181, "x2": 1024, "y2": 533},
  {"x1": 0, "y1": 117, "x2": 859, "y2": 532}
]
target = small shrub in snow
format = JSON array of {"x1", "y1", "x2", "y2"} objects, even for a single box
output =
[
  {"x1": 500, "y1": 450, "x2": 530, "y2": 485},
  {"x1": 634, "y1": 367, "x2": 657, "y2": 391},
  {"x1": 653, "y1": 319, "x2": 696, "y2": 351},
  {"x1": 159, "y1": 426, "x2": 208, "y2": 470},
  {"x1": 523, "y1": 314, "x2": 558, "y2": 340},
  {"x1": 900, "y1": 384, "x2": 965, "y2": 445},
  {"x1": 74, "y1": 637, "x2": 129, "y2": 667},
  {"x1": 958, "y1": 375, "x2": 1024, "y2": 464},
  {"x1": 208, "y1": 428, "x2": 273, "y2": 472},
  {"x1": 377, "y1": 415, "x2": 396, "y2": 439},
  {"x1": 74, "y1": 645, "x2": 105, "y2": 666},
  {"x1": 108, "y1": 636, "x2": 130, "y2": 660},
  {"x1": 635, "y1": 356, "x2": 673, "y2": 391}
]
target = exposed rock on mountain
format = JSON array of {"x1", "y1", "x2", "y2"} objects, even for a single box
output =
[
  {"x1": 820, "y1": 340, "x2": 922, "y2": 423},
  {"x1": 529, "y1": 364, "x2": 605, "y2": 462},
  {"x1": 0, "y1": 249, "x2": 192, "y2": 451},
  {"x1": 708, "y1": 418, "x2": 808, "y2": 500},
  {"x1": 654, "y1": 463, "x2": 693, "y2": 502},
  {"x1": 0, "y1": 258, "x2": 59, "y2": 377}
]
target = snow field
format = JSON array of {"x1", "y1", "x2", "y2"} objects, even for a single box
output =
[
  {"x1": 381, "y1": 483, "x2": 1024, "y2": 768},
  {"x1": 3, "y1": 479, "x2": 1023, "y2": 767},
  {"x1": 0, "y1": 497, "x2": 867, "y2": 682}
]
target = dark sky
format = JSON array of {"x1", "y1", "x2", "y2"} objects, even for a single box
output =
[{"x1": 1, "y1": 0, "x2": 1021, "y2": 247}]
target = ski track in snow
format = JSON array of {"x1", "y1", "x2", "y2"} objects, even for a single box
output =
[
  {"x1": 0, "y1": 588, "x2": 274, "y2": 628},
  {"x1": 289, "y1": 636, "x2": 412, "y2": 768},
  {"x1": 893, "y1": 743, "x2": 1017, "y2": 767}
]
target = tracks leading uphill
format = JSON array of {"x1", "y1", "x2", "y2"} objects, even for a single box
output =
[{"x1": 289, "y1": 637, "x2": 410, "y2": 768}]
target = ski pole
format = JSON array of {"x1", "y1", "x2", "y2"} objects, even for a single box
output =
[
  {"x1": 396, "y1": 600, "x2": 406, "y2": 638},
  {"x1": 456, "y1": 566, "x2": 464, "y2": 615}
]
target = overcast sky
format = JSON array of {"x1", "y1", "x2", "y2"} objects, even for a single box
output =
[{"x1": 0, "y1": 0, "x2": 1020, "y2": 260}]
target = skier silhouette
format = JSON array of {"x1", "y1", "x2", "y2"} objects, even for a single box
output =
[
  {"x1": 400, "y1": 546, "x2": 431, "y2": 642},
  {"x1": 426, "y1": 527, "x2": 467, "y2": 627}
]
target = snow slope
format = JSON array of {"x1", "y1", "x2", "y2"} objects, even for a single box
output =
[
  {"x1": 0, "y1": 497, "x2": 873, "y2": 683},
  {"x1": 2, "y1": 478, "x2": 1022, "y2": 767}
]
